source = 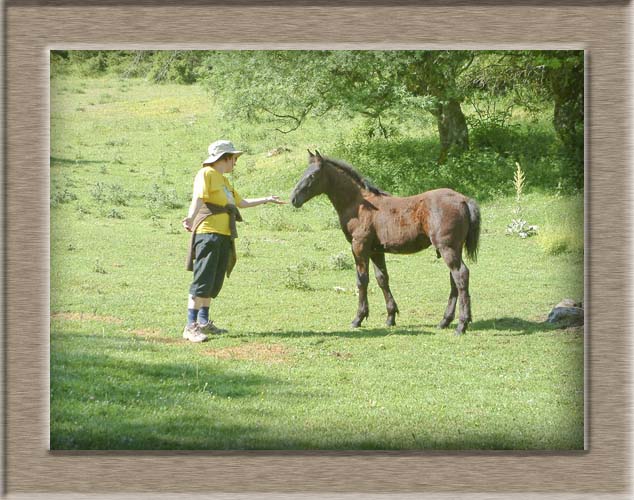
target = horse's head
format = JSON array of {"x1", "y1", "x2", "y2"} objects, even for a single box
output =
[{"x1": 290, "y1": 150, "x2": 328, "y2": 208}]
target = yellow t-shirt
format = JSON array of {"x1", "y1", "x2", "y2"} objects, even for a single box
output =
[{"x1": 193, "y1": 166, "x2": 243, "y2": 235}]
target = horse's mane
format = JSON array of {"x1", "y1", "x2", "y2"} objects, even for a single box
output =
[{"x1": 323, "y1": 156, "x2": 391, "y2": 196}]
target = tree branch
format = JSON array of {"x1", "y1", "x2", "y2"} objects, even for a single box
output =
[{"x1": 261, "y1": 105, "x2": 312, "y2": 134}]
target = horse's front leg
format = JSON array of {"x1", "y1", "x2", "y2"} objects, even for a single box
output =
[
  {"x1": 351, "y1": 241, "x2": 370, "y2": 328},
  {"x1": 370, "y1": 252, "x2": 399, "y2": 326}
]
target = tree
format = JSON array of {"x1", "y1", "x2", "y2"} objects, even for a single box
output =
[
  {"x1": 464, "y1": 50, "x2": 583, "y2": 167},
  {"x1": 544, "y1": 51, "x2": 584, "y2": 164},
  {"x1": 200, "y1": 50, "x2": 474, "y2": 161},
  {"x1": 397, "y1": 51, "x2": 474, "y2": 161}
]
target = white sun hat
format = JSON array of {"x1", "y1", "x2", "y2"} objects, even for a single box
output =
[{"x1": 203, "y1": 140, "x2": 244, "y2": 165}]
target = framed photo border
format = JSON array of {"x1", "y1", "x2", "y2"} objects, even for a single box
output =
[{"x1": 3, "y1": 1, "x2": 632, "y2": 498}]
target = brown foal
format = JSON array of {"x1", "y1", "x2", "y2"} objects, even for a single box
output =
[{"x1": 291, "y1": 151, "x2": 481, "y2": 335}]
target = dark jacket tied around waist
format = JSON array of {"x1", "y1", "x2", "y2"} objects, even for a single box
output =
[{"x1": 186, "y1": 203, "x2": 243, "y2": 277}]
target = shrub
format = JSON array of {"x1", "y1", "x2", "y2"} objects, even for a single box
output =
[
  {"x1": 90, "y1": 182, "x2": 107, "y2": 203},
  {"x1": 68, "y1": 51, "x2": 109, "y2": 76},
  {"x1": 333, "y1": 112, "x2": 581, "y2": 201},
  {"x1": 145, "y1": 184, "x2": 184, "y2": 214},
  {"x1": 91, "y1": 182, "x2": 132, "y2": 206},
  {"x1": 107, "y1": 184, "x2": 132, "y2": 206},
  {"x1": 329, "y1": 251, "x2": 353, "y2": 271},
  {"x1": 51, "y1": 188, "x2": 78, "y2": 207},
  {"x1": 147, "y1": 51, "x2": 205, "y2": 84},
  {"x1": 284, "y1": 264, "x2": 314, "y2": 291},
  {"x1": 333, "y1": 133, "x2": 517, "y2": 200},
  {"x1": 537, "y1": 223, "x2": 583, "y2": 256},
  {"x1": 283, "y1": 260, "x2": 319, "y2": 290},
  {"x1": 105, "y1": 208, "x2": 124, "y2": 219}
]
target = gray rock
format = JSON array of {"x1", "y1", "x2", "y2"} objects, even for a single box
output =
[
  {"x1": 555, "y1": 298, "x2": 582, "y2": 309},
  {"x1": 547, "y1": 299, "x2": 584, "y2": 327}
]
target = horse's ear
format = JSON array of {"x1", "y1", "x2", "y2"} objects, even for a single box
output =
[
  {"x1": 315, "y1": 150, "x2": 323, "y2": 159},
  {"x1": 307, "y1": 149, "x2": 314, "y2": 157}
]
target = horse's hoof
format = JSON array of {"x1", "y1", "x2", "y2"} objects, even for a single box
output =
[
  {"x1": 454, "y1": 323, "x2": 467, "y2": 336},
  {"x1": 437, "y1": 318, "x2": 452, "y2": 329},
  {"x1": 386, "y1": 317, "x2": 396, "y2": 327},
  {"x1": 351, "y1": 320, "x2": 361, "y2": 328}
]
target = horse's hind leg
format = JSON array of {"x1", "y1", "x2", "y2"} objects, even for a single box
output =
[
  {"x1": 438, "y1": 247, "x2": 472, "y2": 335},
  {"x1": 370, "y1": 252, "x2": 399, "y2": 326},
  {"x1": 437, "y1": 272, "x2": 458, "y2": 329}
]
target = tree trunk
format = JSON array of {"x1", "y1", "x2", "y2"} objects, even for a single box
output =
[
  {"x1": 550, "y1": 63, "x2": 583, "y2": 159},
  {"x1": 546, "y1": 57, "x2": 584, "y2": 187},
  {"x1": 433, "y1": 99, "x2": 469, "y2": 163}
]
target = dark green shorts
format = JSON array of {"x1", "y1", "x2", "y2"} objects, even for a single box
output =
[{"x1": 189, "y1": 233, "x2": 232, "y2": 298}]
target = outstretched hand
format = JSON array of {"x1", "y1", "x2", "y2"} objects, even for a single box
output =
[{"x1": 267, "y1": 196, "x2": 287, "y2": 205}]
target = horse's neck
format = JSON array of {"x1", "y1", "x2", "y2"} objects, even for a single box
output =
[{"x1": 325, "y1": 167, "x2": 365, "y2": 220}]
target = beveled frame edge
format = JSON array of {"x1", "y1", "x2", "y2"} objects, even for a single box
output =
[{"x1": 3, "y1": 1, "x2": 632, "y2": 498}]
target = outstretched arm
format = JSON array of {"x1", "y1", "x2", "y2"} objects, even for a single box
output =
[{"x1": 238, "y1": 196, "x2": 286, "y2": 208}]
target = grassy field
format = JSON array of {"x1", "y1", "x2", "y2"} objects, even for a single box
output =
[{"x1": 50, "y1": 75, "x2": 584, "y2": 450}]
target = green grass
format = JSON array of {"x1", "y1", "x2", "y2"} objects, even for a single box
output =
[{"x1": 50, "y1": 75, "x2": 584, "y2": 450}]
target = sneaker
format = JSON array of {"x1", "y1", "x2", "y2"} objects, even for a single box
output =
[
  {"x1": 182, "y1": 322, "x2": 208, "y2": 343},
  {"x1": 199, "y1": 321, "x2": 227, "y2": 334}
]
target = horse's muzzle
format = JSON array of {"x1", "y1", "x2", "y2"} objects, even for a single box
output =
[{"x1": 291, "y1": 194, "x2": 303, "y2": 208}]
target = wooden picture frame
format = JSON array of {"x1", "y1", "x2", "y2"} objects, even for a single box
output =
[{"x1": 4, "y1": 1, "x2": 630, "y2": 497}]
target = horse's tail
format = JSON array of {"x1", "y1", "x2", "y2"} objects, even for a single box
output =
[{"x1": 464, "y1": 198, "x2": 481, "y2": 263}]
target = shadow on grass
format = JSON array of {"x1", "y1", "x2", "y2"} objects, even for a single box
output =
[
  {"x1": 53, "y1": 428, "x2": 584, "y2": 452},
  {"x1": 51, "y1": 330, "x2": 291, "y2": 449},
  {"x1": 242, "y1": 317, "x2": 575, "y2": 339},
  {"x1": 470, "y1": 317, "x2": 568, "y2": 336},
  {"x1": 51, "y1": 326, "x2": 582, "y2": 451},
  {"x1": 235, "y1": 325, "x2": 438, "y2": 340},
  {"x1": 50, "y1": 155, "x2": 104, "y2": 167}
]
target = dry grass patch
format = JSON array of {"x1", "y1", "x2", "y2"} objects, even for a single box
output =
[
  {"x1": 203, "y1": 342, "x2": 292, "y2": 363},
  {"x1": 131, "y1": 328, "x2": 181, "y2": 344},
  {"x1": 51, "y1": 312, "x2": 123, "y2": 324}
]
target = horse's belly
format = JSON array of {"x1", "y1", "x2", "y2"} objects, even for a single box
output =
[{"x1": 381, "y1": 232, "x2": 431, "y2": 254}]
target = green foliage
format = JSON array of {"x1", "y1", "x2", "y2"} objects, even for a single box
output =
[
  {"x1": 52, "y1": 50, "x2": 583, "y2": 173},
  {"x1": 538, "y1": 229, "x2": 582, "y2": 256},
  {"x1": 537, "y1": 195, "x2": 583, "y2": 255},
  {"x1": 51, "y1": 187, "x2": 78, "y2": 207},
  {"x1": 283, "y1": 262, "x2": 315, "y2": 291},
  {"x1": 334, "y1": 132, "x2": 520, "y2": 200},
  {"x1": 335, "y1": 114, "x2": 581, "y2": 200},
  {"x1": 90, "y1": 182, "x2": 133, "y2": 206},
  {"x1": 329, "y1": 251, "x2": 354, "y2": 271},
  {"x1": 146, "y1": 51, "x2": 206, "y2": 84},
  {"x1": 51, "y1": 50, "x2": 206, "y2": 84},
  {"x1": 105, "y1": 208, "x2": 125, "y2": 220},
  {"x1": 145, "y1": 184, "x2": 184, "y2": 213}
]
